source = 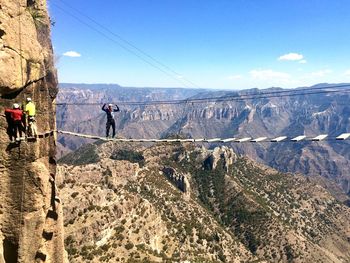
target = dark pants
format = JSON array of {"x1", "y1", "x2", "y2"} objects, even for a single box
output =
[
  {"x1": 5, "y1": 113, "x2": 14, "y2": 141},
  {"x1": 106, "y1": 119, "x2": 116, "y2": 137},
  {"x1": 13, "y1": 120, "x2": 23, "y2": 139}
]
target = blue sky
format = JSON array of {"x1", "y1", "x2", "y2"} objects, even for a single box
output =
[{"x1": 49, "y1": 0, "x2": 350, "y2": 89}]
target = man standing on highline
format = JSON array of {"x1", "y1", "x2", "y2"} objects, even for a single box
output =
[{"x1": 102, "y1": 103, "x2": 120, "y2": 138}]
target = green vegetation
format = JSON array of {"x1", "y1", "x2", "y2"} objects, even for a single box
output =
[
  {"x1": 161, "y1": 149, "x2": 270, "y2": 256},
  {"x1": 61, "y1": 142, "x2": 345, "y2": 262},
  {"x1": 198, "y1": 160, "x2": 264, "y2": 254},
  {"x1": 114, "y1": 225, "x2": 125, "y2": 234},
  {"x1": 125, "y1": 242, "x2": 134, "y2": 250},
  {"x1": 58, "y1": 143, "x2": 100, "y2": 165},
  {"x1": 284, "y1": 244, "x2": 295, "y2": 262},
  {"x1": 71, "y1": 192, "x2": 79, "y2": 198},
  {"x1": 65, "y1": 235, "x2": 78, "y2": 255},
  {"x1": 27, "y1": 7, "x2": 45, "y2": 27},
  {"x1": 110, "y1": 149, "x2": 145, "y2": 167}
]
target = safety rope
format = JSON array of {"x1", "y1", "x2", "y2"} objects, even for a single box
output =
[
  {"x1": 11, "y1": 129, "x2": 350, "y2": 143},
  {"x1": 55, "y1": 83, "x2": 350, "y2": 107},
  {"x1": 18, "y1": 141, "x2": 27, "y2": 247},
  {"x1": 17, "y1": 0, "x2": 26, "y2": 247},
  {"x1": 40, "y1": 38, "x2": 59, "y2": 216},
  {"x1": 18, "y1": 1, "x2": 24, "y2": 87}
]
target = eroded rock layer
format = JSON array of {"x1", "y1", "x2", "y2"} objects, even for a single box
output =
[{"x1": 0, "y1": 1, "x2": 65, "y2": 262}]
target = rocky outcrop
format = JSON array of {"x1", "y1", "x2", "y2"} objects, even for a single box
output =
[
  {"x1": 204, "y1": 146, "x2": 237, "y2": 171},
  {"x1": 0, "y1": 1, "x2": 65, "y2": 262},
  {"x1": 58, "y1": 141, "x2": 350, "y2": 262},
  {"x1": 0, "y1": 0, "x2": 56, "y2": 95},
  {"x1": 162, "y1": 167, "x2": 190, "y2": 194}
]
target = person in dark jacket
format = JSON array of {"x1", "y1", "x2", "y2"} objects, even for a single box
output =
[
  {"x1": 5, "y1": 103, "x2": 24, "y2": 142},
  {"x1": 102, "y1": 103, "x2": 120, "y2": 138}
]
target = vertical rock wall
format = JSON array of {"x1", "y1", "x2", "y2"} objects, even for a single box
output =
[{"x1": 0, "y1": 1, "x2": 66, "y2": 262}]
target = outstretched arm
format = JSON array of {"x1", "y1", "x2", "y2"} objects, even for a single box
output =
[
  {"x1": 113, "y1": 104, "x2": 120, "y2": 112},
  {"x1": 102, "y1": 104, "x2": 107, "y2": 111}
]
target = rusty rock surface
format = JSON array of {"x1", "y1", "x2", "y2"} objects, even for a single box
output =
[{"x1": 0, "y1": 0, "x2": 66, "y2": 262}]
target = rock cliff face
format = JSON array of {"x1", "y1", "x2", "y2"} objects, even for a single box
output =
[{"x1": 0, "y1": 1, "x2": 65, "y2": 262}]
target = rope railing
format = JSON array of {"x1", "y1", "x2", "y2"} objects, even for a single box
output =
[
  {"x1": 13, "y1": 130, "x2": 350, "y2": 143},
  {"x1": 55, "y1": 130, "x2": 350, "y2": 143}
]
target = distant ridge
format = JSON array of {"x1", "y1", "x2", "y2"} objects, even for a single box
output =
[{"x1": 56, "y1": 82, "x2": 350, "y2": 196}]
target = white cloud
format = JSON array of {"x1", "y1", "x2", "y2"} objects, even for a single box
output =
[
  {"x1": 227, "y1": 75, "x2": 242, "y2": 80},
  {"x1": 63, "y1": 51, "x2": 81, "y2": 57},
  {"x1": 310, "y1": 69, "x2": 332, "y2": 77},
  {"x1": 250, "y1": 69, "x2": 290, "y2": 80},
  {"x1": 344, "y1": 69, "x2": 350, "y2": 76},
  {"x1": 299, "y1": 59, "x2": 307, "y2": 64},
  {"x1": 278, "y1": 53, "x2": 304, "y2": 61}
]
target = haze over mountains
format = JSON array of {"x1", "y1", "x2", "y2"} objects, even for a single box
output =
[{"x1": 56, "y1": 83, "x2": 350, "y2": 198}]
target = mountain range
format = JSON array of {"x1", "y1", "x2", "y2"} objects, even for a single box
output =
[{"x1": 56, "y1": 83, "x2": 350, "y2": 198}]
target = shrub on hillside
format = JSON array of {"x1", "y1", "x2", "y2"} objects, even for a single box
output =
[
  {"x1": 58, "y1": 143, "x2": 100, "y2": 165},
  {"x1": 110, "y1": 149, "x2": 145, "y2": 167},
  {"x1": 125, "y1": 242, "x2": 134, "y2": 250}
]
